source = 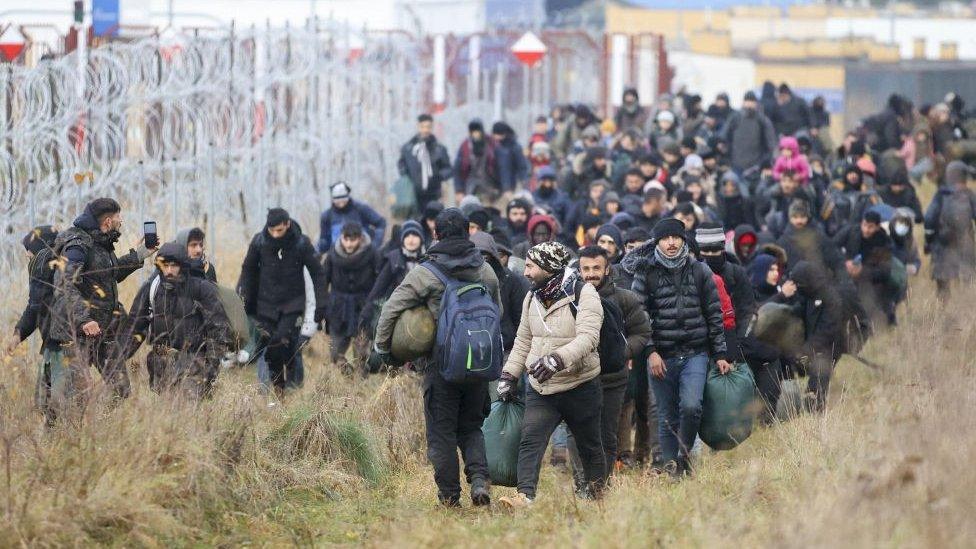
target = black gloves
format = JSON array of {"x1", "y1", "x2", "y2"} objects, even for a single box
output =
[
  {"x1": 497, "y1": 371, "x2": 518, "y2": 402},
  {"x1": 528, "y1": 354, "x2": 565, "y2": 383}
]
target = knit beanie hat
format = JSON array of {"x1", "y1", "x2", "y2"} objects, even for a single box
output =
[
  {"x1": 596, "y1": 223, "x2": 623, "y2": 249},
  {"x1": 527, "y1": 241, "x2": 572, "y2": 274},
  {"x1": 695, "y1": 223, "x2": 726, "y2": 252},
  {"x1": 400, "y1": 219, "x2": 423, "y2": 242},
  {"x1": 652, "y1": 218, "x2": 686, "y2": 242}
]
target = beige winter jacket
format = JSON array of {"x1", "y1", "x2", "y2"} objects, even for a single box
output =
[{"x1": 502, "y1": 282, "x2": 603, "y2": 395}]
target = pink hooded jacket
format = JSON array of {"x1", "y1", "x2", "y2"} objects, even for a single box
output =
[{"x1": 772, "y1": 136, "x2": 811, "y2": 184}]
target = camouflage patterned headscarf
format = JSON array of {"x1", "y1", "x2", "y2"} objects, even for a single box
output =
[{"x1": 526, "y1": 241, "x2": 571, "y2": 275}]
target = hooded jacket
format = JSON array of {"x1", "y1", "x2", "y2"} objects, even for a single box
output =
[
  {"x1": 49, "y1": 207, "x2": 148, "y2": 342},
  {"x1": 532, "y1": 186, "x2": 573, "y2": 229},
  {"x1": 773, "y1": 261, "x2": 844, "y2": 357},
  {"x1": 174, "y1": 228, "x2": 218, "y2": 283},
  {"x1": 128, "y1": 243, "x2": 231, "y2": 355},
  {"x1": 730, "y1": 224, "x2": 760, "y2": 266},
  {"x1": 772, "y1": 136, "x2": 811, "y2": 184},
  {"x1": 238, "y1": 220, "x2": 327, "y2": 321},
  {"x1": 717, "y1": 172, "x2": 758, "y2": 230},
  {"x1": 503, "y1": 277, "x2": 603, "y2": 395},
  {"x1": 374, "y1": 237, "x2": 501, "y2": 355}
]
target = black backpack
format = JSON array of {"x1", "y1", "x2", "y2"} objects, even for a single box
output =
[{"x1": 569, "y1": 281, "x2": 628, "y2": 374}]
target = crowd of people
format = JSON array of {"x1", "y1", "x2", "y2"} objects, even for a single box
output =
[{"x1": 10, "y1": 82, "x2": 976, "y2": 510}]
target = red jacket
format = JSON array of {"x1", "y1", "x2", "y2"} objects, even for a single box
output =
[{"x1": 712, "y1": 273, "x2": 736, "y2": 330}]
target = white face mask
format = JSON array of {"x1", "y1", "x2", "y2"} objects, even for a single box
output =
[{"x1": 894, "y1": 223, "x2": 910, "y2": 237}]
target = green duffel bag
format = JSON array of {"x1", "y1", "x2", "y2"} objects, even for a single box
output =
[
  {"x1": 391, "y1": 175, "x2": 418, "y2": 219},
  {"x1": 699, "y1": 362, "x2": 758, "y2": 451},
  {"x1": 217, "y1": 285, "x2": 251, "y2": 350},
  {"x1": 889, "y1": 256, "x2": 908, "y2": 300},
  {"x1": 390, "y1": 306, "x2": 435, "y2": 362},
  {"x1": 482, "y1": 399, "x2": 524, "y2": 487}
]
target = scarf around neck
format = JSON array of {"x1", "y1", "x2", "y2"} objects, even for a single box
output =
[
  {"x1": 533, "y1": 271, "x2": 566, "y2": 304},
  {"x1": 412, "y1": 139, "x2": 433, "y2": 191},
  {"x1": 654, "y1": 242, "x2": 689, "y2": 271}
]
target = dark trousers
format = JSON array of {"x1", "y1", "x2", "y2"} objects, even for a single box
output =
[
  {"x1": 146, "y1": 346, "x2": 218, "y2": 399},
  {"x1": 806, "y1": 352, "x2": 834, "y2": 412},
  {"x1": 330, "y1": 335, "x2": 369, "y2": 365},
  {"x1": 619, "y1": 361, "x2": 661, "y2": 465},
  {"x1": 750, "y1": 359, "x2": 783, "y2": 423},
  {"x1": 257, "y1": 312, "x2": 303, "y2": 390},
  {"x1": 517, "y1": 379, "x2": 606, "y2": 499},
  {"x1": 568, "y1": 373, "x2": 627, "y2": 483},
  {"x1": 422, "y1": 368, "x2": 490, "y2": 500}
]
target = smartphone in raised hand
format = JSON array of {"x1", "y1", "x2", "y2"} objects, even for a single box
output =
[{"x1": 143, "y1": 221, "x2": 159, "y2": 249}]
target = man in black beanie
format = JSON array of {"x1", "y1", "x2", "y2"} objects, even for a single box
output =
[
  {"x1": 629, "y1": 217, "x2": 730, "y2": 477},
  {"x1": 373, "y1": 207, "x2": 501, "y2": 508},
  {"x1": 238, "y1": 208, "x2": 327, "y2": 396}
]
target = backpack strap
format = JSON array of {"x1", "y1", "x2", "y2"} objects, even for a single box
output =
[
  {"x1": 422, "y1": 261, "x2": 450, "y2": 287},
  {"x1": 148, "y1": 275, "x2": 161, "y2": 319},
  {"x1": 569, "y1": 280, "x2": 584, "y2": 318}
]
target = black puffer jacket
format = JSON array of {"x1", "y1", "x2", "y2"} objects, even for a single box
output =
[
  {"x1": 630, "y1": 249, "x2": 728, "y2": 361},
  {"x1": 238, "y1": 220, "x2": 326, "y2": 320},
  {"x1": 49, "y1": 208, "x2": 146, "y2": 342}
]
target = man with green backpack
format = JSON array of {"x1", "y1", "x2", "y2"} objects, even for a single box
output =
[{"x1": 372, "y1": 208, "x2": 502, "y2": 508}]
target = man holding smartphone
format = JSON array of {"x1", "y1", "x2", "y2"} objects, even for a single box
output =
[{"x1": 49, "y1": 198, "x2": 157, "y2": 413}]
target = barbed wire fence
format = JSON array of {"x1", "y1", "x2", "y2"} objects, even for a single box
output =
[
  {"x1": 0, "y1": 21, "x2": 480, "y2": 297},
  {"x1": 0, "y1": 20, "x2": 617, "y2": 326}
]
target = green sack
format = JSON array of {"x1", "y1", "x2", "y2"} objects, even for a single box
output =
[
  {"x1": 217, "y1": 285, "x2": 250, "y2": 350},
  {"x1": 482, "y1": 400, "x2": 524, "y2": 487},
  {"x1": 699, "y1": 363, "x2": 757, "y2": 451},
  {"x1": 391, "y1": 306, "x2": 435, "y2": 362},
  {"x1": 889, "y1": 256, "x2": 908, "y2": 298},
  {"x1": 752, "y1": 302, "x2": 805, "y2": 355},
  {"x1": 391, "y1": 175, "x2": 418, "y2": 219}
]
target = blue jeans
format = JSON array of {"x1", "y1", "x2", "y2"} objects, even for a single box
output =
[{"x1": 649, "y1": 353, "x2": 708, "y2": 463}]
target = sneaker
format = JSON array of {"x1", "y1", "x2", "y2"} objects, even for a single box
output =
[
  {"x1": 438, "y1": 494, "x2": 461, "y2": 508},
  {"x1": 498, "y1": 492, "x2": 533, "y2": 509},
  {"x1": 471, "y1": 478, "x2": 491, "y2": 507}
]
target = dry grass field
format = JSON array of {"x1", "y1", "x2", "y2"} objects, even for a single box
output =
[{"x1": 1, "y1": 228, "x2": 975, "y2": 548}]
